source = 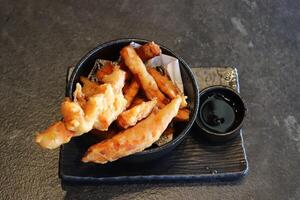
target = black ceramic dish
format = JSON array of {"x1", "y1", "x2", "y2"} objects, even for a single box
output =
[
  {"x1": 66, "y1": 38, "x2": 199, "y2": 162},
  {"x1": 196, "y1": 86, "x2": 246, "y2": 142}
]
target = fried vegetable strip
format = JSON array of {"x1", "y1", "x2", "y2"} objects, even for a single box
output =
[
  {"x1": 120, "y1": 46, "x2": 168, "y2": 108},
  {"x1": 35, "y1": 121, "x2": 74, "y2": 150},
  {"x1": 117, "y1": 99, "x2": 157, "y2": 129},
  {"x1": 123, "y1": 79, "x2": 140, "y2": 108},
  {"x1": 174, "y1": 108, "x2": 190, "y2": 122},
  {"x1": 82, "y1": 96, "x2": 182, "y2": 164},
  {"x1": 135, "y1": 41, "x2": 161, "y2": 62},
  {"x1": 147, "y1": 66, "x2": 187, "y2": 108}
]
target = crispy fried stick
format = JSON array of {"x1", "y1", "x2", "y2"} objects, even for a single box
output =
[
  {"x1": 117, "y1": 99, "x2": 157, "y2": 129},
  {"x1": 120, "y1": 46, "x2": 169, "y2": 108},
  {"x1": 82, "y1": 96, "x2": 181, "y2": 164}
]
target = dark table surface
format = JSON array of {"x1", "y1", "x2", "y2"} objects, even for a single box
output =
[{"x1": 1, "y1": 0, "x2": 300, "y2": 199}]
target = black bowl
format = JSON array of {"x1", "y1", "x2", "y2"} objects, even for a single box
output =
[
  {"x1": 66, "y1": 38, "x2": 199, "y2": 162},
  {"x1": 195, "y1": 86, "x2": 246, "y2": 143}
]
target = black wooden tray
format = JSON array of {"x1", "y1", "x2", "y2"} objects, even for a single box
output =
[{"x1": 60, "y1": 67, "x2": 248, "y2": 184}]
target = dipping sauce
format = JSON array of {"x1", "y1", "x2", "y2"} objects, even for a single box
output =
[
  {"x1": 199, "y1": 94, "x2": 237, "y2": 134},
  {"x1": 196, "y1": 86, "x2": 246, "y2": 142}
]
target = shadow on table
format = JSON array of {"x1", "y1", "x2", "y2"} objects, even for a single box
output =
[{"x1": 63, "y1": 178, "x2": 245, "y2": 200}]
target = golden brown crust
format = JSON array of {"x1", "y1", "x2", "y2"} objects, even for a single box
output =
[
  {"x1": 36, "y1": 82, "x2": 116, "y2": 149},
  {"x1": 82, "y1": 97, "x2": 181, "y2": 164},
  {"x1": 96, "y1": 62, "x2": 115, "y2": 81},
  {"x1": 35, "y1": 121, "x2": 74, "y2": 149},
  {"x1": 120, "y1": 46, "x2": 169, "y2": 108},
  {"x1": 62, "y1": 84, "x2": 115, "y2": 135},
  {"x1": 135, "y1": 42, "x2": 161, "y2": 62},
  {"x1": 147, "y1": 67, "x2": 178, "y2": 98},
  {"x1": 147, "y1": 66, "x2": 187, "y2": 108},
  {"x1": 73, "y1": 83, "x2": 87, "y2": 108},
  {"x1": 35, "y1": 41, "x2": 189, "y2": 157},
  {"x1": 93, "y1": 68, "x2": 127, "y2": 131},
  {"x1": 123, "y1": 79, "x2": 140, "y2": 108},
  {"x1": 117, "y1": 99, "x2": 157, "y2": 129},
  {"x1": 80, "y1": 77, "x2": 108, "y2": 98}
]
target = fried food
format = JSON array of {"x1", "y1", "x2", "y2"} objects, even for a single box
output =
[
  {"x1": 73, "y1": 83, "x2": 86, "y2": 108},
  {"x1": 36, "y1": 83, "x2": 115, "y2": 149},
  {"x1": 135, "y1": 41, "x2": 161, "y2": 62},
  {"x1": 62, "y1": 84, "x2": 115, "y2": 135},
  {"x1": 120, "y1": 46, "x2": 169, "y2": 108},
  {"x1": 80, "y1": 77, "x2": 108, "y2": 98},
  {"x1": 93, "y1": 68, "x2": 127, "y2": 131},
  {"x1": 36, "y1": 41, "x2": 190, "y2": 161},
  {"x1": 117, "y1": 99, "x2": 157, "y2": 129},
  {"x1": 101, "y1": 66, "x2": 126, "y2": 93},
  {"x1": 36, "y1": 68, "x2": 127, "y2": 149},
  {"x1": 155, "y1": 127, "x2": 174, "y2": 146},
  {"x1": 82, "y1": 96, "x2": 182, "y2": 164},
  {"x1": 119, "y1": 60, "x2": 132, "y2": 80},
  {"x1": 123, "y1": 79, "x2": 140, "y2": 108},
  {"x1": 147, "y1": 66, "x2": 188, "y2": 108},
  {"x1": 35, "y1": 121, "x2": 74, "y2": 149},
  {"x1": 96, "y1": 62, "x2": 115, "y2": 81},
  {"x1": 93, "y1": 92, "x2": 127, "y2": 131},
  {"x1": 97, "y1": 62, "x2": 131, "y2": 81},
  {"x1": 175, "y1": 108, "x2": 190, "y2": 122}
]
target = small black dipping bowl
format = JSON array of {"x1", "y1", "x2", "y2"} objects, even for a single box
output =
[
  {"x1": 66, "y1": 38, "x2": 199, "y2": 163},
  {"x1": 195, "y1": 86, "x2": 246, "y2": 143}
]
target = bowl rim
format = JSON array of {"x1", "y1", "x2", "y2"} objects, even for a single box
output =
[
  {"x1": 195, "y1": 85, "x2": 246, "y2": 137},
  {"x1": 67, "y1": 38, "x2": 199, "y2": 156}
]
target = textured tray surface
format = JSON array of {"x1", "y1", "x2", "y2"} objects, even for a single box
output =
[{"x1": 60, "y1": 67, "x2": 248, "y2": 183}]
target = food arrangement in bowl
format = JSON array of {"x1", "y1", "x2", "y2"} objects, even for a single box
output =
[{"x1": 35, "y1": 39, "x2": 199, "y2": 164}]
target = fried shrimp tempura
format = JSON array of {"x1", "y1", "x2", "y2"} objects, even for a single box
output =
[
  {"x1": 35, "y1": 121, "x2": 74, "y2": 150},
  {"x1": 123, "y1": 79, "x2": 140, "y2": 108},
  {"x1": 147, "y1": 66, "x2": 188, "y2": 108},
  {"x1": 120, "y1": 46, "x2": 169, "y2": 108},
  {"x1": 82, "y1": 96, "x2": 181, "y2": 164},
  {"x1": 117, "y1": 99, "x2": 157, "y2": 129},
  {"x1": 135, "y1": 41, "x2": 161, "y2": 62}
]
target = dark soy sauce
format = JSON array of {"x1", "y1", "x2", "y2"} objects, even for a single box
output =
[{"x1": 199, "y1": 94, "x2": 237, "y2": 134}]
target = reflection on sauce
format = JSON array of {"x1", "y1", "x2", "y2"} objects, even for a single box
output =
[{"x1": 199, "y1": 94, "x2": 237, "y2": 134}]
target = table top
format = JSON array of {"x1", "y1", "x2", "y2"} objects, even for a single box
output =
[{"x1": 1, "y1": 0, "x2": 299, "y2": 199}]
